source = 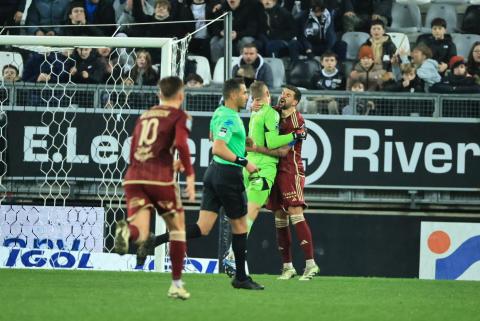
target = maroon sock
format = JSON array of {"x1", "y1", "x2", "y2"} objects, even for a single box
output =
[
  {"x1": 128, "y1": 224, "x2": 139, "y2": 242},
  {"x1": 276, "y1": 226, "x2": 292, "y2": 263},
  {"x1": 169, "y1": 240, "x2": 186, "y2": 280},
  {"x1": 294, "y1": 221, "x2": 314, "y2": 260}
]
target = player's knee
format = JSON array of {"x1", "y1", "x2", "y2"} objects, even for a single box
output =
[
  {"x1": 275, "y1": 216, "x2": 288, "y2": 228},
  {"x1": 290, "y1": 214, "x2": 305, "y2": 225}
]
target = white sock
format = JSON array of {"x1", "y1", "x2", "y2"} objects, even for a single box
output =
[
  {"x1": 172, "y1": 279, "x2": 183, "y2": 288},
  {"x1": 283, "y1": 262, "x2": 293, "y2": 269},
  {"x1": 306, "y1": 259, "x2": 316, "y2": 268}
]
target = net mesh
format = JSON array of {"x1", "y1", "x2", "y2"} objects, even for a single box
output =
[{"x1": 0, "y1": 35, "x2": 189, "y2": 263}]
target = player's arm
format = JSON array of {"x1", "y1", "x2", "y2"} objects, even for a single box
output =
[
  {"x1": 264, "y1": 107, "x2": 295, "y2": 149},
  {"x1": 175, "y1": 113, "x2": 195, "y2": 201},
  {"x1": 254, "y1": 145, "x2": 291, "y2": 157}
]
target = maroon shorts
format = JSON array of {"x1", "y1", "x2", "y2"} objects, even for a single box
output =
[
  {"x1": 124, "y1": 182, "x2": 182, "y2": 219},
  {"x1": 266, "y1": 173, "x2": 306, "y2": 212}
]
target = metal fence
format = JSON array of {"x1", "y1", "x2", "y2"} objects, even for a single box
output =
[{"x1": 2, "y1": 83, "x2": 480, "y2": 118}]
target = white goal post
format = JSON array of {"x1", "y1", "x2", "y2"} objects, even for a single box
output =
[{"x1": 0, "y1": 34, "x2": 188, "y2": 272}]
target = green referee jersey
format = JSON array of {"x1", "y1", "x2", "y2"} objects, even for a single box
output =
[
  {"x1": 210, "y1": 105, "x2": 246, "y2": 167},
  {"x1": 247, "y1": 103, "x2": 293, "y2": 165}
]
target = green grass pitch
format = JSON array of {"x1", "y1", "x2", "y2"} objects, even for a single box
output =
[{"x1": 1, "y1": 269, "x2": 479, "y2": 321}]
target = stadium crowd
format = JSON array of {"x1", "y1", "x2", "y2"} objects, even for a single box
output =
[{"x1": 1, "y1": 0, "x2": 480, "y2": 110}]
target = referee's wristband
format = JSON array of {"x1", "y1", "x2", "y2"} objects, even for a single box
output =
[{"x1": 234, "y1": 156, "x2": 248, "y2": 167}]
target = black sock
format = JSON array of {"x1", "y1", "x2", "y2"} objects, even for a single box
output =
[
  {"x1": 154, "y1": 224, "x2": 202, "y2": 247},
  {"x1": 232, "y1": 233, "x2": 248, "y2": 281}
]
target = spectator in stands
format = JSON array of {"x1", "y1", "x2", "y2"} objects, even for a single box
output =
[
  {"x1": 232, "y1": 43, "x2": 274, "y2": 88},
  {"x1": 0, "y1": 0, "x2": 26, "y2": 35},
  {"x1": 416, "y1": 18, "x2": 456, "y2": 75},
  {"x1": 467, "y1": 42, "x2": 480, "y2": 83},
  {"x1": 23, "y1": 51, "x2": 74, "y2": 84},
  {"x1": 210, "y1": 0, "x2": 267, "y2": 64},
  {"x1": 26, "y1": 0, "x2": 71, "y2": 36},
  {"x1": 347, "y1": 45, "x2": 388, "y2": 91},
  {"x1": 433, "y1": 56, "x2": 480, "y2": 94},
  {"x1": 409, "y1": 44, "x2": 441, "y2": 92},
  {"x1": 342, "y1": 0, "x2": 392, "y2": 32},
  {"x1": 70, "y1": 47, "x2": 107, "y2": 84},
  {"x1": 291, "y1": 0, "x2": 347, "y2": 61},
  {"x1": 311, "y1": 51, "x2": 345, "y2": 90},
  {"x1": 185, "y1": 73, "x2": 204, "y2": 88},
  {"x1": 61, "y1": 1, "x2": 105, "y2": 37},
  {"x1": 235, "y1": 64, "x2": 256, "y2": 88},
  {"x1": 123, "y1": 50, "x2": 159, "y2": 86},
  {"x1": 383, "y1": 63, "x2": 424, "y2": 93},
  {"x1": 363, "y1": 19, "x2": 397, "y2": 72},
  {"x1": 130, "y1": 0, "x2": 193, "y2": 63},
  {"x1": 2, "y1": 64, "x2": 20, "y2": 83},
  {"x1": 261, "y1": 0, "x2": 297, "y2": 60},
  {"x1": 187, "y1": 0, "x2": 215, "y2": 60},
  {"x1": 84, "y1": 0, "x2": 117, "y2": 36},
  {"x1": 342, "y1": 80, "x2": 375, "y2": 115}
]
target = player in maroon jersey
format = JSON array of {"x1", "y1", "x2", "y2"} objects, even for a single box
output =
[
  {"x1": 266, "y1": 85, "x2": 320, "y2": 281},
  {"x1": 114, "y1": 76, "x2": 195, "y2": 300}
]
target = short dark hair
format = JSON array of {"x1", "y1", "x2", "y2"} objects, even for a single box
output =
[
  {"x1": 159, "y1": 76, "x2": 184, "y2": 99},
  {"x1": 351, "y1": 80, "x2": 364, "y2": 89},
  {"x1": 431, "y1": 17, "x2": 447, "y2": 29},
  {"x1": 242, "y1": 43, "x2": 257, "y2": 51},
  {"x1": 249, "y1": 81, "x2": 267, "y2": 100},
  {"x1": 2, "y1": 64, "x2": 19, "y2": 75},
  {"x1": 69, "y1": 1, "x2": 85, "y2": 14},
  {"x1": 282, "y1": 84, "x2": 301, "y2": 102},
  {"x1": 185, "y1": 73, "x2": 204, "y2": 84},
  {"x1": 321, "y1": 51, "x2": 337, "y2": 61},
  {"x1": 223, "y1": 78, "x2": 245, "y2": 100},
  {"x1": 370, "y1": 19, "x2": 385, "y2": 29},
  {"x1": 155, "y1": 0, "x2": 171, "y2": 10},
  {"x1": 311, "y1": 0, "x2": 326, "y2": 11},
  {"x1": 413, "y1": 44, "x2": 433, "y2": 59}
]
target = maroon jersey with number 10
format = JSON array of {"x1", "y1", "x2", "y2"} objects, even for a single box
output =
[
  {"x1": 124, "y1": 105, "x2": 194, "y2": 184},
  {"x1": 278, "y1": 110, "x2": 305, "y2": 176}
]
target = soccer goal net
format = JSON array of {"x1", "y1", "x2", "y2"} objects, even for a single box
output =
[{"x1": 0, "y1": 34, "x2": 190, "y2": 272}]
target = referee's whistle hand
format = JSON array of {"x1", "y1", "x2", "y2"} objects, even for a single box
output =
[{"x1": 246, "y1": 161, "x2": 258, "y2": 174}]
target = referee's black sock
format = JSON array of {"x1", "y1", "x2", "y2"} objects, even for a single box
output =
[
  {"x1": 232, "y1": 233, "x2": 248, "y2": 281},
  {"x1": 154, "y1": 224, "x2": 202, "y2": 247}
]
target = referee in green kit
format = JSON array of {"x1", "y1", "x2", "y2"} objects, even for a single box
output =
[{"x1": 200, "y1": 78, "x2": 264, "y2": 290}]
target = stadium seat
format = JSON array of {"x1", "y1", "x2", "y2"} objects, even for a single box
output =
[
  {"x1": 423, "y1": 4, "x2": 458, "y2": 33},
  {"x1": 390, "y1": 3, "x2": 422, "y2": 33},
  {"x1": 263, "y1": 57, "x2": 286, "y2": 88},
  {"x1": 187, "y1": 55, "x2": 211, "y2": 86},
  {"x1": 342, "y1": 32, "x2": 370, "y2": 61},
  {"x1": 388, "y1": 32, "x2": 411, "y2": 54},
  {"x1": 431, "y1": 0, "x2": 468, "y2": 3},
  {"x1": 212, "y1": 56, "x2": 240, "y2": 84},
  {"x1": 452, "y1": 33, "x2": 480, "y2": 58},
  {"x1": 0, "y1": 51, "x2": 24, "y2": 76},
  {"x1": 395, "y1": 0, "x2": 431, "y2": 4}
]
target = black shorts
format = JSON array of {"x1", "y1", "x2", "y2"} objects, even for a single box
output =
[{"x1": 200, "y1": 161, "x2": 247, "y2": 219}]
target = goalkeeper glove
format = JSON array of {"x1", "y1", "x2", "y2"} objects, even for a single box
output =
[{"x1": 292, "y1": 126, "x2": 308, "y2": 140}]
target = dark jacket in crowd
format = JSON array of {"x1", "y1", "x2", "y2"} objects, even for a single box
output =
[
  {"x1": 25, "y1": 0, "x2": 70, "y2": 35},
  {"x1": 84, "y1": 0, "x2": 117, "y2": 36},
  {"x1": 416, "y1": 34, "x2": 457, "y2": 65},
  {"x1": 363, "y1": 35, "x2": 397, "y2": 72},
  {"x1": 433, "y1": 73, "x2": 480, "y2": 93},
  {"x1": 22, "y1": 52, "x2": 74, "y2": 83},
  {"x1": 71, "y1": 51, "x2": 107, "y2": 84},
  {"x1": 311, "y1": 68, "x2": 345, "y2": 90},
  {"x1": 211, "y1": 0, "x2": 267, "y2": 39},
  {"x1": 60, "y1": 21, "x2": 105, "y2": 37},
  {"x1": 297, "y1": 9, "x2": 337, "y2": 50},
  {"x1": 467, "y1": 61, "x2": 480, "y2": 78},
  {"x1": 232, "y1": 54, "x2": 274, "y2": 88},
  {"x1": 265, "y1": 4, "x2": 296, "y2": 41},
  {"x1": 383, "y1": 76, "x2": 425, "y2": 93},
  {"x1": 0, "y1": 0, "x2": 26, "y2": 26},
  {"x1": 343, "y1": 0, "x2": 393, "y2": 24}
]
